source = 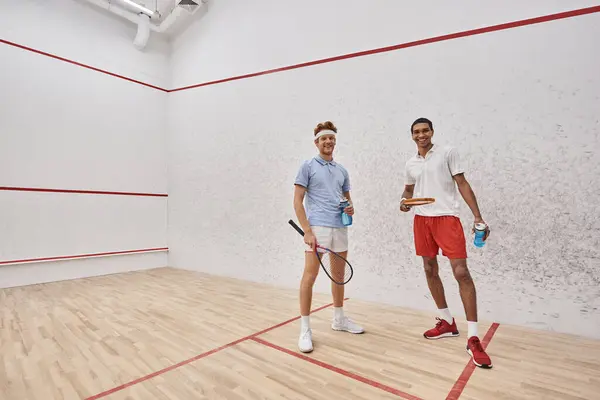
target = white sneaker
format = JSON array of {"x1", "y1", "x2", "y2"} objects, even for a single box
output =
[
  {"x1": 331, "y1": 316, "x2": 365, "y2": 334},
  {"x1": 298, "y1": 328, "x2": 313, "y2": 353}
]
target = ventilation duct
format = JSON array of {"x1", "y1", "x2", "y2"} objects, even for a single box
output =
[
  {"x1": 133, "y1": 12, "x2": 151, "y2": 50},
  {"x1": 81, "y1": 0, "x2": 207, "y2": 50}
]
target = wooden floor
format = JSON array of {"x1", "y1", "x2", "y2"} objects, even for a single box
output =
[{"x1": 1, "y1": 267, "x2": 598, "y2": 400}]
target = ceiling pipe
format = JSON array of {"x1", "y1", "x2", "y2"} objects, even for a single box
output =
[
  {"x1": 80, "y1": 0, "x2": 206, "y2": 49},
  {"x1": 82, "y1": 0, "x2": 151, "y2": 26},
  {"x1": 132, "y1": 12, "x2": 151, "y2": 50},
  {"x1": 120, "y1": 0, "x2": 155, "y2": 17},
  {"x1": 152, "y1": 5, "x2": 195, "y2": 33}
]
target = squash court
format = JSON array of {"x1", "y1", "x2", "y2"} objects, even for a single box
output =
[
  {"x1": 1, "y1": 267, "x2": 598, "y2": 399},
  {"x1": 2, "y1": 1, "x2": 600, "y2": 400}
]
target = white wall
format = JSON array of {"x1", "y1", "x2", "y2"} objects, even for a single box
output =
[
  {"x1": 169, "y1": 0, "x2": 600, "y2": 88},
  {"x1": 167, "y1": 1, "x2": 600, "y2": 339},
  {"x1": 0, "y1": 0, "x2": 169, "y2": 287},
  {"x1": 0, "y1": 0, "x2": 170, "y2": 88}
]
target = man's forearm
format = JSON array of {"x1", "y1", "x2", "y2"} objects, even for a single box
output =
[
  {"x1": 343, "y1": 191, "x2": 352, "y2": 204},
  {"x1": 458, "y1": 182, "x2": 482, "y2": 219},
  {"x1": 401, "y1": 189, "x2": 413, "y2": 201},
  {"x1": 294, "y1": 202, "x2": 312, "y2": 233}
]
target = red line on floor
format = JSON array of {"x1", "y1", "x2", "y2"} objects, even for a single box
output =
[
  {"x1": 250, "y1": 336, "x2": 423, "y2": 400},
  {"x1": 0, "y1": 186, "x2": 168, "y2": 197},
  {"x1": 248, "y1": 299, "x2": 345, "y2": 337},
  {"x1": 169, "y1": 5, "x2": 600, "y2": 92},
  {"x1": 445, "y1": 322, "x2": 500, "y2": 400},
  {"x1": 0, "y1": 247, "x2": 169, "y2": 266},
  {"x1": 84, "y1": 301, "x2": 340, "y2": 399},
  {"x1": 0, "y1": 39, "x2": 168, "y2": 92}
]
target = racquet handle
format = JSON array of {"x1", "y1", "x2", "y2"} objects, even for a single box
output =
[{"x1": 288, "y1": 220, "x2": 305, "y2": 236}]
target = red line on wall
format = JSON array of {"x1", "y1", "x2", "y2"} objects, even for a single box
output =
[
  {"x1": 0, "y1": 39, "x2": 168, "y2": 92},
  {"x1": 170, "y1": 5, "x2": 600, "y2": 92},
  {"x1": 445, "y1": 322, "x2": 500, "y2": 400},
  {"x1": 250, "y1": 336, "x2": 423, "y2": 399},
  {"x1": 85, "y1": 301, "x2": 339, "y2": 399},
  {"x1": 0, "y1": 186, "x2": 168, "y2": 197},
  {"x1": 2, "y1": 6, "x2": 598, "y2": 93},
  {"x1": 0, "y1": 247, "x2": 169, "y2": 266}
]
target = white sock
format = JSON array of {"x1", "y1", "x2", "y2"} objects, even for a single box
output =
[
  {"x1": 334, "y1": 307, "x2": 344, "y2": 321},
  {"x1": 301, "y1": 316, "x2": 310, "y2": 332},
  {"x1": 467, "y1": 321, "x2": 478, "y2": 338},
  {"x1": 439, "y1": 308, "x2": 453, "y2": 324}
]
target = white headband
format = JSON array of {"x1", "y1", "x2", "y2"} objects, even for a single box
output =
[{"x1": 314, "y1": 129, "x2": 337, "y2": 141}]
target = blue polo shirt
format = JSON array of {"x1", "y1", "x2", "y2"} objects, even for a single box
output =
[{"x1": 294, "y1": 155, "x2": 351, "y2": 228}]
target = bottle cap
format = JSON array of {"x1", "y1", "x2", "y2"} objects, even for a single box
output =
[{"x1": 475, "y1": 223, "x2": 487, "y2": 231}]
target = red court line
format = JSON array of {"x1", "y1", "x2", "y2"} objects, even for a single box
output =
[
  {"x1": 250, "y1": 336, "x2": 423, "y2": 400},
  {"x1": 0, "y1": 39, "x2": 168, "y2": 92},
  {"x1": 3, "y1": 6, "x2": 598, "y2": 94},
  {"x1": 170, "y1": 5, "x2": 600, "y2": 92},
  {"x1": 445, "y1": 322, "x2": 500, "y2": 400},
  {"x1": 85, "y1": 301, "x2": 340, "y2": 399},
  {"x1": 0, "y1": 247, "x2": 168, "y2": 266},
  {"x1": 0, "y1": 186, "x2": 168, "y2": 197}
]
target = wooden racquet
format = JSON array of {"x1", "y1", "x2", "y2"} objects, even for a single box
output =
[
  {"x1": 288, "y1": 219, "x2": 354, "y2": 285},
  {"x1": 402, "y1": 197, "x2": 435, "y2": 206}
]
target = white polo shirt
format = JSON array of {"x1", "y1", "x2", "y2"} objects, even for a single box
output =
[{"x1": 404, "y1": 144, "x2": 465, "y2": 217}]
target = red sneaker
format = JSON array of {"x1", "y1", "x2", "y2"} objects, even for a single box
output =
[
  {"x1": 467, "y1": 336, "x2": 493, "y2": 369},
  {"x1": 423, "y1": 317, "x2": 460, "y2": 339}
]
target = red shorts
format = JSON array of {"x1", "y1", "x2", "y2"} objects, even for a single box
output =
[{"x1": 414, "y1": 215, "x2": 467, "y2": 259}]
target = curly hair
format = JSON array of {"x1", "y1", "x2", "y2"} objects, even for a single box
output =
[{"x1": 314, "y1": 121, "x2": 338, "y2": 136}]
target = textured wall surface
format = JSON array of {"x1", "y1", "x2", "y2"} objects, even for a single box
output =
[{"x1": 168, "y1": 12, "x2": 600, "y2": 338}]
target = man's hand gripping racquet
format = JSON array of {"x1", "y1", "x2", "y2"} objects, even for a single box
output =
[{"x1": 288, "y1": 219, "x2": 354, "y2": 285}]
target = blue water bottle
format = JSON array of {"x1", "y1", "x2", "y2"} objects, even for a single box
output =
[
  {"x1": 339, "y1": 198, "x2": 352, "y2": 226},
  {"x1": 474, "y1": 223, "x2": 487, "y2": 248}
]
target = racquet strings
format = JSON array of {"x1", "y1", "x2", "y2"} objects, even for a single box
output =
[{"x1": 316, "y1": 249, "x2": 352, "y2": 285}]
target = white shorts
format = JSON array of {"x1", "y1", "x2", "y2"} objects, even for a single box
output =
[{"x1": 305, "y1": 226, "x2": 348, "y2": 253}]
